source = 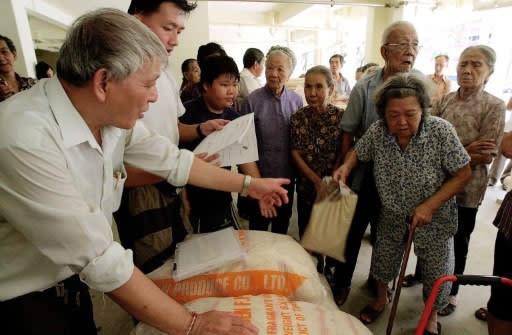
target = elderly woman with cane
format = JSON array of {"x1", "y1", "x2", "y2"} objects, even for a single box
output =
[{"x1": 333, "y1": 73, "x2": 471, "y2": 334}]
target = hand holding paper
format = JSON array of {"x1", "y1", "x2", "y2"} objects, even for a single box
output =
[{"x1": 193, "y1": 113, "x2": 259, "y2": 167}]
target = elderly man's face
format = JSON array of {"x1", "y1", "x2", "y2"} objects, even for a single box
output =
[
  {"x1": 457, "y1": 49, "x2": 491, "y2": 91},
  {"x1": 265, "y1": 54, "x2": 291, "y2": 94},
  {"x1": 385, "y1": 96, "x2": 422, "y2": 142},
  {"x1": 329, "y1": 57, "x2": 342, "y2": 75},
  {"x1": 105, "y1": 61, "x2": 160, "y2": 129},
  {"x1": 434, "y1": 56, "x2": 448, "y2": 76},
  {"x1": 0, "y1": 40, "x2": 16, "y2": 74},
  {"x1": 134, "y1": 2, "x2": 185, "y2": 55},
  {"x1": 381, "y1": 25, "x2": 418, "y2": 75}
]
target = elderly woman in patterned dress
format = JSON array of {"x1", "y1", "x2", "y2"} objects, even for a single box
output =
[
  {"x1": 290, "y1": 65, "x2": 344, "y2": 299},
  {"x1": 430, "y1": 45, "x2": 506, "y2": 317},
  {"x1": 334, "y1": 73, "x2": 471, "y2": 335}
]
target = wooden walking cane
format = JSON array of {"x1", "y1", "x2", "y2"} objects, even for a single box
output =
[{"x1": 386, "y1": 218, "x2": 417, "y2": 335}]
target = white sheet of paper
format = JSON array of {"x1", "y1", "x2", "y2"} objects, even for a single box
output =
[{"x1": 193, "y1": 113, "x2": 259, "y2": 167}]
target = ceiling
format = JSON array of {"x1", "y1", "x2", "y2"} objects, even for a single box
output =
[{"x1": 25, "y1": 0, "x2": 392, "y2": 52}]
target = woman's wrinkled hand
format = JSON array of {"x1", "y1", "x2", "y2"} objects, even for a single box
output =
[
  {"x1": 191, "y1": 311, "x2": 259, "y2": 335},
  {"x1": 465, "y1": 138, "x2": 496, "y2": 155},
  {"x1": 332, "y1": 164, "x2": 350, "y2": 184},
  {"x1": 411, "y1": 203, "x2": 433, "y2": 227}
]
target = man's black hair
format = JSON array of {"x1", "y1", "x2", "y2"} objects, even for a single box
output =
[
  {"x1": 128, "y1": 0, "x2": 197, "y2": 15},
  {"x1": 329, "y1": 54, "x2": 344, "y2": 64},
  {"x1": 200, "y1": 55, "x2": 239, "y2": 92},
  {"x1": 0, "y1": 34, "x2": 16, "y2": 53},
  {"x1": 35, "y1": 61, "x2": 53, "y2": 80},
  {"x1": 197, "y1": 42, "x2": 226, "y2": 71},
  {"x1": 242, "y1": 48, "x2": 264, "y2": 69},
  {"x1": 181, "y1": 58, "x2": 196, "y2": 75}
]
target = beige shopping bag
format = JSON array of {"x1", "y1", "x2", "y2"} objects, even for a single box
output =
[{"x1": 300, "y1": 177, "x2": 358, "y2": 262}]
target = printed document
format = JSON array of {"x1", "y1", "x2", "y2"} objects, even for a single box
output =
[{"x1": 193, "y1": 113, "x2": 258, "y2": 167}]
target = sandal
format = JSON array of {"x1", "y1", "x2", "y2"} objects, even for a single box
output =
[
  {"x1": 334, "y1": 287, "x2": 351, "y2": 306},
  {"x1": 359, "y1": 304, "x2": 386, "y2": 325},
  {"x1": 437, "y1": 303, "x2": 456, "y2": 316},
  {"x1": 475, "y1": 307, "x2": 488, "y2": 321},
  {"x1": 423, "y1": 321, "x2": 442, "y2": 335},
  {"x1": 402, "y1": 274, "x2": 421, "y2": 287}
]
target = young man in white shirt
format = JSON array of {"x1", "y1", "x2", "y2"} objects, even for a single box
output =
[
  {"x1": 122, "y1": 0, "x2": 229, "y2": 272},
  {"x1": 238, "y1": 47, "x2": 265, "y2": 102},
  {"x1": 0, "y1": 9, "x2": 287, "y2": 334}
]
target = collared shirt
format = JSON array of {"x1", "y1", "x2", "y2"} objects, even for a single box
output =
[
  {"x1": 290, "y1": 104, "x2": 343, "y2": 200},
  {"x1": 334, "y1": 73, "x2": 351, "y2": 97},
  {"x1": 0, "y1": 77, "x2": 194, "y2": 300},
  {"x1": 355, "y1": 116, "x2": 470, "y2": 237},
  {"x1": 432, "y1": 89, "x2": 505, "y2": 208},
  {"x1": 142, "y1": 69, "x2": 184, "y2": 145},
  {"x1": 427, "y1": 74, "x2": 451, "y2": 103},
  {"x1": 239, "y1": 68, "x2": 263, "y2": 101},
  {"x1": 0, "y1": 73, "x2": 37, "y2": 102},
  {"x1": 340, "y1": 68, "x2": 423, "y2": 191},
  {"x1": 241, "y1": 85, "x2": 303, "y2": 179}
]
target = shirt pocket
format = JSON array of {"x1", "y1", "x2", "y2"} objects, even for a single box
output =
[{"x1": 112, "y1": 166, "x2": 127, "y2": 212}]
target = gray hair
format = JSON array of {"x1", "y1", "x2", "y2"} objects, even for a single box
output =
[
  {"x1": 381, "y1": 21, "x2": 417, "y2": 45},
  {"x1": 305, "y1": 65, "x2": 333, "y2": 87},
  {"x1": 460, "y1": 45, "x2": 496, "y2": 75},
  {"x1": 56, "y1": 8, "x2": 168, "y2": 87},
  {"x1": 266, "y1": 45, "x2": 297, "y2": 74},
  {"x1": 374, "y1": 73, "x2": 432, "y2": 120}
]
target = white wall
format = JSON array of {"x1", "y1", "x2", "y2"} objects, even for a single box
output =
[{"x1": 168, "y1": 2, "x2": 210, "y2": 83}]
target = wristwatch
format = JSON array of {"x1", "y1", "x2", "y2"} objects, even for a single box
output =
[{"x1": 240, "y1": 175, "x2": 252, "y2": 197}]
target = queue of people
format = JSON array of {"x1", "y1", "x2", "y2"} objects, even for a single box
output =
[{"x1": 1, "y1": 1, "x2": 511, "y2": 335}]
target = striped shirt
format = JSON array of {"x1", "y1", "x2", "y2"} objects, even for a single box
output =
[{"x1": 493, "y1": 191, "x2": 512, "y2": 240}]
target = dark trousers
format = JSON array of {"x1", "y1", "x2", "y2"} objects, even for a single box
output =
[
  {"x1": 247, "y1": 183, "x2": 295, "y2": 235},
  {"x1": 297, "y1": 193, "x2": 313, "y2": 238},
  {"x1": 114, "y1": 182, "x2": 186, "y2": 274},
  {"x1": 450, "y1": 206, "x2": 478, "y2": 295},
  {"x1": 335, "y1": 170, "x2": 381, "y2": 288},
  {"x1": 488, "y1": 229, "x2": 512, "y2": 321},
  {"x1": 0, "y1": 275, "x2": 97, "y2": 335}
]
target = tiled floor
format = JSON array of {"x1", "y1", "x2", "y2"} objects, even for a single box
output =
[{"x1": 93, "y1": 185, "x2": 506, "y2": 334}]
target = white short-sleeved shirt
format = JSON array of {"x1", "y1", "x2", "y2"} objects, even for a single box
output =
[
  {"x1": 141, "y1": 69, "x2": 185, "y2": 144},
  {"x1": 0, "y1": 77, "x2": 194, "y2": 300},
  {"x1": 239, "y1": 68, "x2": 263, "y2": 101}
]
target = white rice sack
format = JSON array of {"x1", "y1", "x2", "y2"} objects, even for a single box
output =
[
  {"x1": 133, "y1": 294, "x2": 372, "y2": 335},
  {"x1": 149, "y1": 230, "x2": 336, "y2": 309}
]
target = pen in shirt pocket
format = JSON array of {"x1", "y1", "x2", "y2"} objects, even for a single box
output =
[{"x1": 114, "y1": 171, "x2": 122, "y2": 190}]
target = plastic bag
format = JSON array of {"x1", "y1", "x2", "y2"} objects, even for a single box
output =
[{"x1": 300, "y1": 177, "x2": 358, "y2": 262}]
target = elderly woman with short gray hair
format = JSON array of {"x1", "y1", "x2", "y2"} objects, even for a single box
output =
[
  {"x1": 240, "y1": 45, "x2": 303, "y2": 233},
  {"x1": 429, "y1": 45, "x2": 506, "y2": 318},
  {"x1": 334, "y1": 73, "x2": 471, "y2": 334}
]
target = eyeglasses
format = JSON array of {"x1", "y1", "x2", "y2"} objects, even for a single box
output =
[{"x1": 385, "y1": 42, "x2": 421, "y2": 51}]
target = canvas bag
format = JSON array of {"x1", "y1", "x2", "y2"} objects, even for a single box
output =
[{"x1": 300, "y1": 177, "x2": 358, "y2": 262}]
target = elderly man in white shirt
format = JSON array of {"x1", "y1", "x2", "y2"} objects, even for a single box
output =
[
  {"x1": 0, "y1": 9, "x2": 287, "y2": 335},
  {"x1": 238, "y1": 47, "x2": 265, "y2": 102}
]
